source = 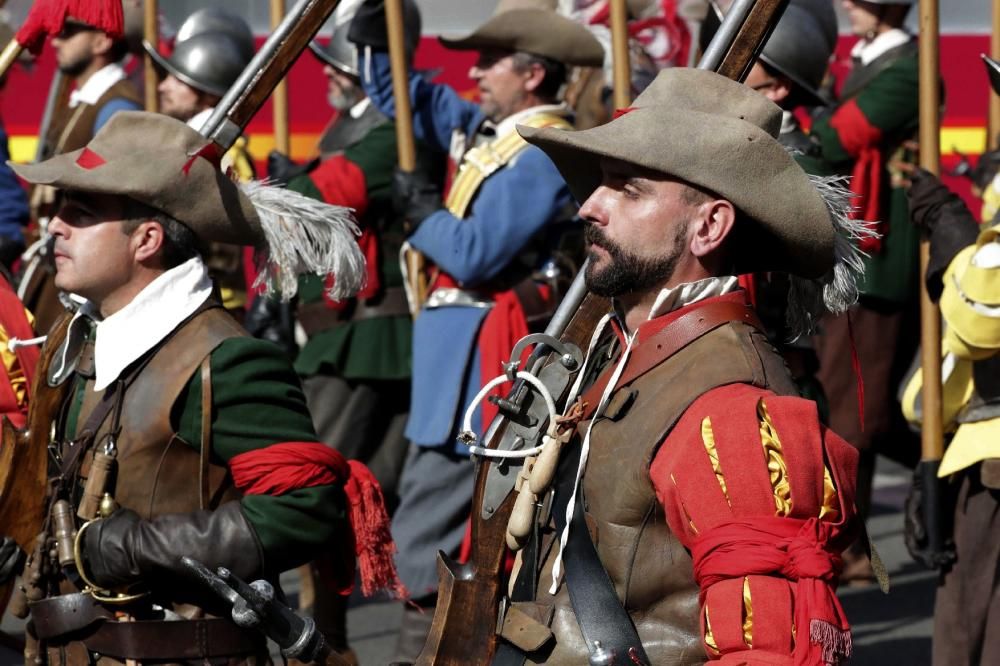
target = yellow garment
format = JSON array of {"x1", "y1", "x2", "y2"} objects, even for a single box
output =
[
  {"x1": 742, "y1": 577, "x2": 753, "y2": 648},
  {"x1": 0, "y1": 309, "x2": 34, "y2": 408},
  {"x1": 445, "y1": 112, "x2": 571, "y2": 218},
  {"x1": 981, "y1": 171, "x2": 1000, "y2": 224},
  {"x1": 215, "y1": 137, "x2": 255, "y2": 311}
]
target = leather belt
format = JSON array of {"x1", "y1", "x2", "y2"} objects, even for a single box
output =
[
  {"x1": 297, "y1": 287, "x2": 411, "y2": 337},
  {"x1": 29, "y1": 593, "x2": 112, "y2": 640},
  {"x1": 84, "y1": 617, "x2": 262, "y2": 661}
]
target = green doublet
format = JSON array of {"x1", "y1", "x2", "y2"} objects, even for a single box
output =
[{"x1": 289, "y1": 121, "x2": 413, "y2": 381}]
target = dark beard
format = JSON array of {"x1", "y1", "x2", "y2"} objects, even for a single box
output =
[
  {"x1": 59, "y1": 52, "x2": 93, "y2": 77},
  {"x1": 583, "y1": 223, "x2": 685, "y2": 298}
]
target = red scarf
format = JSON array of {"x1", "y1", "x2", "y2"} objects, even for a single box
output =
[
  {"x1": 229, "y1": 441, "x2": 405, "y2": 598},
  {"x1": 692, "y1": 516, "x2": 852, "y2": 665},
  {"x1": 829, "y1": 99, "x2": 885, "y2": 254}
]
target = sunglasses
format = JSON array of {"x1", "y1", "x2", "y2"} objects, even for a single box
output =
[{"x1": 55, "y1": 21, "x2": 99, "y2": 40}]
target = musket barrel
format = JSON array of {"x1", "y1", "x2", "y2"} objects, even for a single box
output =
[{"x1": 697, "y1": 0, "x2": 757, "y2": 71}]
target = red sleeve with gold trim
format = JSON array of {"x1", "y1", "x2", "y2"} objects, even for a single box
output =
[{"x1": 650, "y1": 384, "x2": 859, "y2": 665}]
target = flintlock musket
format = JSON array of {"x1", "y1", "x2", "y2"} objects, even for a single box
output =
[{"x1": 416, "y1": 1, "x2": 791, "y2": 663}]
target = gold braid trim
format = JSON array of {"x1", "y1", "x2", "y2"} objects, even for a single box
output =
[
  {"x1": 701, "y1": 416, "x2": 731, "y2": 506},
  {"x1": 444, "y1": 112, "x2": 572, "y2": 218},
  {"x1": 703, "y1": 604, "x2": 721, "y2": 655},
  {"x1": 757, "y1": 399, "x2": 793, "y2": 517}
]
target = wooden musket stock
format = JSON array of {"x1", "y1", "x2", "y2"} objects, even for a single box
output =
[{"x1": 416, "y1": 1, "x2": 789, "y2": 663}]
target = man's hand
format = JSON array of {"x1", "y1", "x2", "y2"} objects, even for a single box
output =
[
  {"x1": 392, "y1": 167, "x2": 442, "y2": 232},
  {"x1": 0, "y1": 536, "x2": 24, "y2": 585}
]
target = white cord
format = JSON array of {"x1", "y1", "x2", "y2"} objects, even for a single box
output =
[
  {"x1": 458, "y1": 370, "x2": 559, "y2": 459},
  {"x1": 7, "y1": 335, "x2": 46, "y2": 351}
]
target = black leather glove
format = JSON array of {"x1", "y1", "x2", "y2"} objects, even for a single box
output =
[
  {"x1": 907, "y1": 168, "x2": 980, "y2": 300},
  {"x1": 82, "y1": 503, "x2": 264, "y2": 590},
  {"x1": 971, "y1": 148, "x2": 1000, "y2": 191},
  {"x1": 244, "y1": 294, "x2": 297, "y2": 359},
  {"x1": 0, "y1": 536, "x2": 24, "y2": 585},
  {"x1": 904, "y1": 461, "x2": 956, "y2": 570},
  {"x1": 267, "y1": 150, "x2": 319, "y2": 185},
  {"x1": 392, "y1": 166, "x2": 442, "y2": 231},
  {"x1": 348, "y1": 0, "x2": 390, "y2": 49}
]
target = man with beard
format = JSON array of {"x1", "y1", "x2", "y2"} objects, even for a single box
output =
[
  {"x1": 346, "y1": 0, "x2": 604, "y2": 659},
  {"x1": 478, "y1": 68, "x2": 865, "y2": 664}
]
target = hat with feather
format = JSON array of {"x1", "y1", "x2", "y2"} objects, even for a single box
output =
[
  {"x1": 518, "y1": 68, "x2": 875, "y2": 335},
  {"x1": 10, "y1": 111, "x2": 365, "y2": 301}
]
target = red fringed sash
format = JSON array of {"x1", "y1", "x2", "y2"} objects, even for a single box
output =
[
  {"x1": 229, "y1": 441, "x2": 405, "y2": 598},
  {"x1": 692, "y1": 517, "x2": 852, "y2": 665},
  {"x1": 829, "y1": 100, "x2": 885, "y2": 254}
]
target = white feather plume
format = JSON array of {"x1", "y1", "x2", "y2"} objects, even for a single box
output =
[
  {"x1": 240, "y1": 180, "x2": 366, "y2": 301},
  {"x1": 785, "y1": 173, "x2": 880, "y2": 338}
]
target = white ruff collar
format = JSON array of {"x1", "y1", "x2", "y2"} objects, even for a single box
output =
[
  {"x1": 69, "y1": 63, "x2": 127, "y2": 108},
  {"x1": 850, "y1": 28, "x2": 911, "y2": 67},
  {"x1": 93, "y1": 257, "x2": 213, "y2": 391},
  {"x1": 647, "y1": 276, "x2": 740, "y2": 319}
]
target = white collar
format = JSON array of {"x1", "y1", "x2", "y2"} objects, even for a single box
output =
[
  {"x1": 69, "y1": 63, "x2": 127, "y2": 108},
  {"x1": 349, "y1": 97, "x2": 372, "y2": 119},
  {"x1": 780, "y1": 110, "x2": 798, "y2": 135},
  {"x1": 187, "y1": 107, "x2": 214, "y2": 132},
  {"x1": 647, "y1": 276, "x2": 740, "y2": 319},
  {"x1": 850, "y1": 28, "x2": 911, "y2": 67},
  {"x1": 493, "y1": 103, "x2": 569, "y2": 138},
  {"x1": 92, "y1": 257, "x2": 213, "y2": 391}
]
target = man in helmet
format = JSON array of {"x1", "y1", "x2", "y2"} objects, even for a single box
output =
[
  {"x1": 899, "y1": 55, "x2": 1000, "y2": 666},
  {"x1": 347, "y1": 0, "x2": 604, "y2": 659},
  {"x1": 0, "y1": 111, "x2": 394, "y2": 665},
  {"x1": 263, "y1": 1, "x2": 429, "y2": 658},
  {"x1": 807, "y1": 0, "x2": 920, "y2": 583},
  {"x1": 454, "y1": 66, "x2": 863, "y2": 665}
]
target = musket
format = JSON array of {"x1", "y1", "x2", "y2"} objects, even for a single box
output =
[
  {"x1": 180, "y1": 557, "x2": 352, "y2": 666},
  {"x1": 416, "y1": 1, "x2": 790, "y2": 663},
  {"x1": 0, "y1": 0, "x2": 342, "y2": 616}
]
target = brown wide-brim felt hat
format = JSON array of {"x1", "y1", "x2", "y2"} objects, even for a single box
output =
[
  {"x1": 10, "y1": 111, "x2": 262, "y2": 246},
  {"x1": 518, "y1": 68, "x2": 835, "y2": 278},
  {"x1": 439, "y1": 8, "x2": 604, "y2": 68}
]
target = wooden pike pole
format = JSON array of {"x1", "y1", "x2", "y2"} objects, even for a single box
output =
[
  {"x1": 917, "y1": 0, "x2": 945, "y2": 553},
  {"x1": 990, "y1": 0, "x2": 1000, "y2": 148},
  {"x1": 610, "y1": 0, "x2": 631, "y2": 109},
  {"x1": 386, "y1": 0, "x2": 427, "y2": 315},
  {"x1": 270, "y1": 0, "x2": 291, "y2": 155},
  {"x1": 143, "y1": 0, "x2": 158, "y2": 111}
]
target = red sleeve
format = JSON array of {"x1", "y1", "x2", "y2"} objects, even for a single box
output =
[
  {"x1": 308, "y1": 154, "x2": 371, "y2": 221},
  {"x1": 650, "y1": 384, "x2": 859, "y2": 665}
]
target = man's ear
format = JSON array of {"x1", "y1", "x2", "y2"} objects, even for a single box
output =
[
  {"x1": 522, "y1": 62, "x2": 547, "y2": 94},
  {"x1": 130, "y1": 220, "x2": 166, "y2": 265},
  {"x1": 690, "y1": 199, "x2": 736, "y2": 259},
  {"x1": 91, "y1": 32, "x2": 115, "y2": 59}
]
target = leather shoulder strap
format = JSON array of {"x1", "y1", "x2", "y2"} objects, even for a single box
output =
[{"x1": 579, "y1": 299, "x2": 763, "y2": 420}]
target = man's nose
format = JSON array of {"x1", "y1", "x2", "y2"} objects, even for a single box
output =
[
  {"x1": 578, "y1": 187, "x2": 610, "y2": 226},
  {"x1": 48, "y1": 215, "x2": 69, "y2": 237}
]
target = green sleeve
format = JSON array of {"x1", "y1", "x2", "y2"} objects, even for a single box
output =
[
  {"x1": 343, "y1": 122, "x2": 398, "y2": 199},
  {"x1": 173, "y1": 336, "x2": 348, "y2": 574},
  {"x1": 810, "y1": 57, "x2": 919, "y2": 169}
]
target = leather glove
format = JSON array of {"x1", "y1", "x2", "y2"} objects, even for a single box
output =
[
  {"x1": 392, "y1": 166, "x2": 442, "y2": 231},
  {"x1": 82, "y1": 503, "x2": 264, "y2": 591},
  {"x1": 348, "y1": 0, "x2": 390, "y2": 49},
  {"x1": 244, "y1": 294, "x2": 298, "y2": 359},
  {"x1": 903, "y1": 461, "x2": 956, "y2": 570},
  {"x1": 0, "y1": 535, "x2": 24, "y2": 585},
  {"x1": 267, "y1": 150, "x2": 319, "y2": 185},
  {"x1": 907, "y1": 168, "x2": 980, "y2": 300},
  {"x1": 971, "y1": 148, "x2": 1000, "y2": 191}
]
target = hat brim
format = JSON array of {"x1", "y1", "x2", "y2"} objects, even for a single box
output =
[
  {"x1": 518, "y1": 109, "x2": 834, "y2": 278},
  {"x1": 439, "y1": 9, "x2": 604, "y2": 68},
  {"x1": 142, "y1": 39, "x2": 224, "y2": 97},
  {"x1": 308, "y1": 40, "x2": 360, "y2": 78}
]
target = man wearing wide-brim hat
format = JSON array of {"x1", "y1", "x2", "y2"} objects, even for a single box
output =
[
  {"x1": 481, "y1": 67, "x2": 867, "y2": 664},
  {"x1": 0, "y1": 111, "x2": 400, "y2": 665},
  {"x1": 347, "y1": 0, "x2": 603, "y2": 659}
]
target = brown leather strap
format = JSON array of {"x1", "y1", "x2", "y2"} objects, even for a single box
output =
[
  {"x1": 199, "y1": 356, "x2": 212, "y2": 511},
  {"x1": 83, "y1": 617, "x2": 263, "y2": 661},
  {"x1": 579, "y1": 300, "x2": 763, "y2": 421},
  {"x1": 297, "y1": 287, "x2": 410, "y2": 337},
  {"x1": 28, "y1": 593, "x2": 112, "y2": 640}
]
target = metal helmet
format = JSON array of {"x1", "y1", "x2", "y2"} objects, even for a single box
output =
[
  {"x1": 310, "y1": 0, "x2": 421, "y2": 77},
  {"x1": 174, "y1": 8, "x2": 255, "y2": 62},
  {"x1": 985, "y1": 55, "x2": 1000, "y2": 97},
  {"x1": 758, "y1": 0, "x2": 838, "y2": 106},
  {"x1": 145, "y1": 32, "x2": 251, "y2": 98}
]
